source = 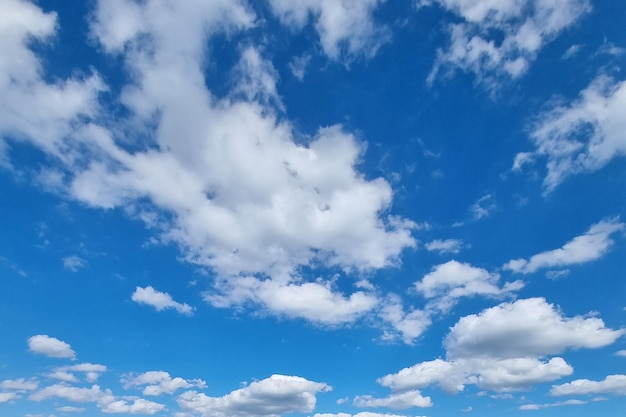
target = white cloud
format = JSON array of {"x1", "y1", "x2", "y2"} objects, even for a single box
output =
[
  {"x1": 616, "y1": 350, "x2": 626, "y2": 357},
  {"x1": 470, "y1": 194, "x2": 496, "y2": 220},
  {"x1": 3, "y1": 0, "x2": 416, "y2": 330},
  {"x1": 424, "y1": 0, "x2": 591, "y2": 86},
  {"x1": 56, "y1": 406, "x2": 86, "y2": 413},
  {"x1": 562, "y1": 44, "x2": 583, "y2": 59},
  {"x1": 519, "y1": 399, "x2": 587, "y2": 410},
  {"x1": 29, "y1": 383, "x2": 105, "y2": 403},
  {"x1": 424, "y1": 239, "x2": 465, "y2": 254},
  {"x1": 122, "y1": 371, "x2": 206, "y2": 396},
  {"x1": 289, "y1": 54, "x2": 312, "y2": 80},
  {"x1": 50, "y1": 363, "x2": 107, "y2": 384},
  {"x1": 378, "y1": 295, "x2": 431, "y2": 344},
  {"x1": 0, "y1": 0, "x2": 104, "y2": 159},
  {"x1": 28, "y1": 335, "x2": 76, "y2": 360},
  {"x1": 550, "y1": 375, "x2": 626, "y2": 396},
  {"x1": 517, "y1": 75, "x2": 626, "y2": 191},
  {"x1": 99, "y1": 398, "x2": 165, "y2": 415},
  {"x1": 415, "y1": 260, "x2": 523, "y2": 312},
  {"x1": 177, "y1": 374, "x2": 331, "y2": 417},
  {"x1": 377, "y1": 298, "x2": 624, "y2": 393},
  {"x1": 207, "y1": 277, "x2": 379, "y2": 325},
  {"x1": 504, "y1": 218, "x2": 624, "y2": 274},
  {"x1": 268, "y1": 0, "x2": 390, "y2": 60},
  {"x1": 353, "y1": 390, "x2": 432, "y2": 409},
  {"x1": 131, "y1": 286, "x2": 194, "y2": 316},
  {"x1": 0, "y1": 378, "x2": 39, "y2": 392},
  {"x1": 313, "y1": 413, "x2": 421, "y2": 417},
  {"x1": 445, "y1": 298, "x2": 624, "y2": 359},
  {"x1": 62, "y1": 255, "x2": 86, "y2": 272},
  {"x1": 0, "y1": 392, "x2": 20, "y2": 403}
]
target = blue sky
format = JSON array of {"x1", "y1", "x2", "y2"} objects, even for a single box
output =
[{"x1": 1, "y1": 0, "x2": 626, "y2": 416}]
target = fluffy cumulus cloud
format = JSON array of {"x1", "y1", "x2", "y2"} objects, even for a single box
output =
[
  {"x1": 353, "y1": 390, "x2": 432, "y2": 409},
  {"x1": 504, "y1": 218, "x2": 624, "y2": 274},
  {"x1": 423, "y1": 0, "x2": 591, "y2": 86},
  {"x1": 515, "y1": 75, "x2": 626, "y2": 190},
  {"x1": 267, "y1": 0, "x2": 390, "y2": 60},
  {"x1": 414, "y1": 260, "x2": 523, "y2": 312},
  {"x1": 132, "y1": 286, "x2": 194, "y2": 316},
  {"x1": 177, "y1": 374, "x2": 331, "y2": 417},
  {"x1": 377, "y1": 298, "x2": 624, "y2": 393},
  {"x1": 48, "y1": 363, "x2": 107, "y2": 383},
  {"x1": 0, "y1": 0, "x2": 417, "y2": 328},
  {"x1": 550, "y1": 375, "x2": 626, "y2": 396},
  {"x1": 28, "y1": 382, "x2": 165, "y2": 415},
  {"x1": 122, "y1": 371, "x2": 206, "y2": 396},
  {"x1": 378, "y1": 294, "x2": 431, "y2": 344},
  {"x1": 27, "y1": 335, "x2": 76, "y2": 360}
]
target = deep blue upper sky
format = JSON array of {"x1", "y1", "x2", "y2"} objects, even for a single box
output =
[{"x1": 1, "y1": 1, "x2": 626, "y2": 416}]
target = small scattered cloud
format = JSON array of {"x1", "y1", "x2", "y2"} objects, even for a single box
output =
[
  {"x1": 62, "y1": 255, "x2": 86, "y2": 272},
  {"x1": 470, "y1": 194, "x2": 496, "y2": 220},
  {"x1": 517, "y1": 75, "x2": 626, "y2": 191},
  {"x1": 616, "y1": 350, "x2": 626, "y2": 357},
  {"x1": 520, "y1": 399, "x2": 587, "y2": 410},
  {"x1": 131, "y1": 286, "x2": 194, "y2": 316},
  {"x1": 425, "y1": 238, "x2": 466, "y2": 255},
  {"x1": 561, "y1": 44, "x2": 583, "y2": 59},
  {"x1": 545, "y1": 269, "x2": 570, "y2": 280},
  {"x1": 353, "y1": 389, "x2": 433, "y2": 409},
  {"x1": 504, "y1": 218, "x2": 624, "y2": 274},
  {"x1": 289, "y1": 54, "x2": 312, "y2": 80},
  {"x1": 121, "y1": 371, "x2": 206, "y2": 396},
  {"x1": 423, "y1": 0, "x2": 591, "y2": 88},
  {"x1": 415, "y1": 260, "x2": 523, "y2": 313},
  {"x1": 27, "y1": 335, "x2": 76, "y2": 360}
]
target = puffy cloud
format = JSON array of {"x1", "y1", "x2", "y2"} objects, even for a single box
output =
[
  {"x1": 445, "y1": 298, "x2": 624, "y2": 359},
  {"x1": 28, "y1": 335, "x2": 76, "y2": 360},
  {"x1": 424, "y1": 0, "x2": 591, "y2": 86},
  {"x1": 0, "y1": 0, "x2": 417, "y2": 328},
  {"x1": 353, "y1": 390, "x2": 433, "y2": 409},
  {"x1": 0, "y1": 378, "x2": 39, "y2": 391},
  {"x1": 268, "y1": 0, "x2": 390, "y2": 60},
  {"x1": 29, "y1": 383, "x2": 104, "y2": 403},
  {"x1": 122, "y1": 371, "x2": 206, "y2": 396},
  {"x1": 377, "y1": 298, "x2": 624, "y2": 393},
  {"x1": 550, "y1": 375, "x2": 626, "y2": 396},
  {"x1": 99, "y1": 398, "x2": 165, "y2": 415},
  {"x1": 504, "y1": 218, "x2": 624, "y2": 274},
  {"x1": 414, "y1": 260, "x2": 523, "y2": 312},
  {"x1": 515, "y1": 75, "x2": 626, "y2": 190},
  {"x1": 378, "y1": 295, "x2": 431, "y2": 344},
  {"x1": 49, "y1": 363, "x2": 107, "y2": 383},
  {"x1": 177, "y1": 374, "x2": 331, "y2": 417},
  {"x1": 132, "y1": 286, "x2": 194, "y2": 316},
  {"x1": 424, "y1": 239, "x2": 465, "y2": 255},
  {"x1": 207, "y1": 277, "x2": 379, "y2": 325}
]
